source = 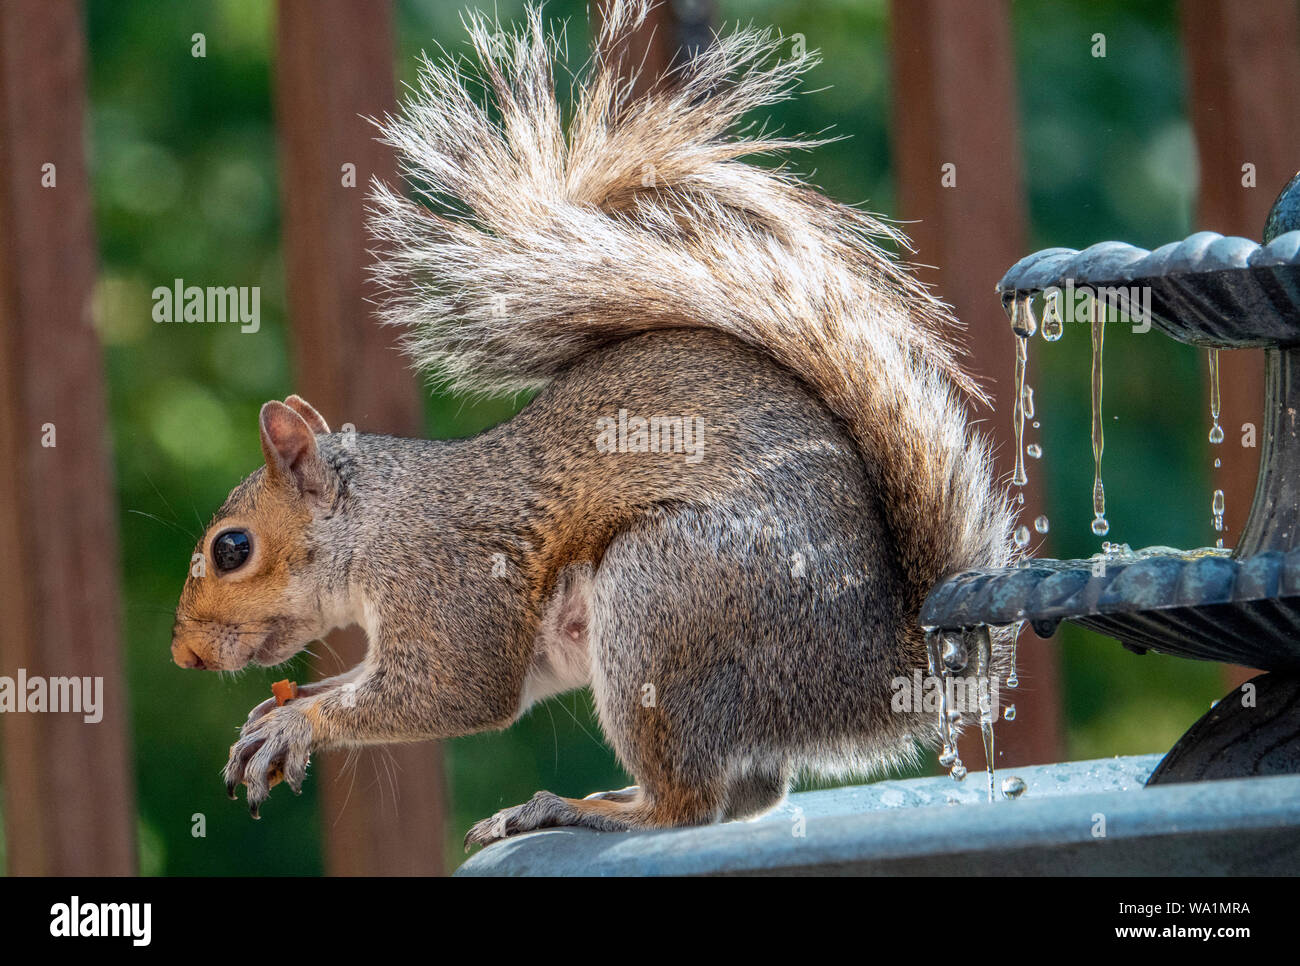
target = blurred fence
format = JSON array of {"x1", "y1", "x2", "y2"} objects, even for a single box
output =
[{"x1": 0, "y1": 0, "x2": 1296, "y2": 874}]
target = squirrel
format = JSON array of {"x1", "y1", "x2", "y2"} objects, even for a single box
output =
[{"x1": 170, "y1": 0, "x2": 1014, "y2": 846}]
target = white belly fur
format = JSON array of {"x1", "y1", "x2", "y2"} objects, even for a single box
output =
[{"x1": 516, "y1": 563, "x2": 594, "y2": 715}]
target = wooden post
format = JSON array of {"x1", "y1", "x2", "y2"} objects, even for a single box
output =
[
  {"x1": 0, "y1": 0, "x2": 136, "y2": 874},
  {"x1": 890, "y1": 0, "x2": 1065, "y2": 767},
  {"x1": 1180, "y1": 0, "x2": 1300, "y2": 687},
  {"x1": 275, "y1": 0, "x2": 447, "y2": 874}
]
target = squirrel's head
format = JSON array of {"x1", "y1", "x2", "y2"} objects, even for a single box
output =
[{"x1": 171, "y1": 395, "x2": 348, "y2": 671}]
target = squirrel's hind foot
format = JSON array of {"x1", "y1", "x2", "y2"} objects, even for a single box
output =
[
  {"x1": 464, "y1": 790, "x2": 637, "y2": 851},
  {"x1": 463, "y1": 785, "x2": 716, "y2": 851}
]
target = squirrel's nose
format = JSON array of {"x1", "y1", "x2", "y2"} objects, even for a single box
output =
[{"x1": 172, "y1": 639, "x2": 207, "y2": 670}]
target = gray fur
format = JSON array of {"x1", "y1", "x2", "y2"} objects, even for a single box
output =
[{"x1": 177, "y1": 1, "x2": 1016, "y2": 843}]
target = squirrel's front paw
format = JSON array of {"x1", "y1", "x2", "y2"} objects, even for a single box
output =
[{"x1": 224, "y1": 705, "x2": 314, "y2": 818}]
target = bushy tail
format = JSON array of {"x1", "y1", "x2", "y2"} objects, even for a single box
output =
[{"x1": 369, "y1": 0, "x2": 1014, "y2": 615}]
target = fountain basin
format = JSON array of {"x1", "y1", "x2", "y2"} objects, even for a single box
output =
[
  {"x1": 455, "y1": 755, "x2": 1300, "y2": 876},
  {"x1": 996, "y1": 230, "x2": 1300, "y2": 348},
  {"x1": 920, "y1": 549, "x2": 1300, "y2": 671}
]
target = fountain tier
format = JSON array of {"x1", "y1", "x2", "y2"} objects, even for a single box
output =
[{"x1": 920, "y1": 175, "x2": 1300, "y2": 671}]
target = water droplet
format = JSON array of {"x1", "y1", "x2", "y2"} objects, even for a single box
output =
[
  {"x1": 1032, "y1": 420, "x2": 1040, "y2": 429},
  {"x1": 1022, "y1": 385, "x2": 1035, "y2": 420},
  {"x1": 950, "y1": 762, "x2": 968, "y2": 782},
  {"x1": 941, "y1": 631, "x2": 968, "y2": 672},
  {"x1": 1033, "y1": 515, "x2": 1050, "y2": 534},
  {"x1": 939, "y1": 749, "x2": 957, "y2": 768},
  {"x1": 1091, "y1": 514, "x2": 1110, "y2": 537},
  {"x1": 1026, "y1": 442, "x2": 1042, "y2": 459},
  {"x1": 1002, "y1": 775, "x2": 1027, "y2": 799},
  {"x1": 1041, "y1": 291, "x2": 1064, "y2": 342},
  {"x1": 1212, "y1": 488, "x2": 1225, "y2": 532},
  {"x1": 1007, "y1": 294, "x2": 1038, "y2": 338},
  {"x1": 1215, "y1": 458, "x2": 1221, "y2": 468},
  {"x1": 1006, "y1": 673, "x2": 1018, "y2": 689},
  {"x1": 1013, "y1": 525, "x2": 1031, "y2": 548},
  {"x1": 1003, "y1": 704, "x2": 1016, "y2": 721}
]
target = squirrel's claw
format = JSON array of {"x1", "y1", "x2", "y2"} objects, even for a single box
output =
[
  {"x1": 464, "y1": 815, "x2": 510, "y2": 852},
  {"x1": 464, "y1": 791, "x2": 574, "y2": 851},
  {"x1": 224, "y1": 705, "x2": 314, "y2": 818}
]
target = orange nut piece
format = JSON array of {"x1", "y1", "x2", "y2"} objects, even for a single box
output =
[{"x1": 271, "y1": 679, "x2": 298, "y2": 707}]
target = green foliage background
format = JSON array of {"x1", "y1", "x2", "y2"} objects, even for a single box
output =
[{"x1": 52, "y1": 0, "x2": 1235, "y2": 873}]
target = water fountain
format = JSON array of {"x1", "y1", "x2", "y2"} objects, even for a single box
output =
[{"x1": 920, "y1": 172, "x2": 1300, "y2": 792}]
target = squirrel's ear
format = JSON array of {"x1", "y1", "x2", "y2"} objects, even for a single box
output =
[
  {"x1": 259, "y1": 401, "x2": 327, "y2": 496},
  {"x1": 283, "y1": 394, "x2": 330, "y2": 434}
]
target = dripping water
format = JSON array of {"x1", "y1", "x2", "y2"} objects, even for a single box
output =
[
  {"x1": 1041, "y1": 289, "x2": 1064, "y2": 342},
  {"x1": 1009, "y1": 293, "x2": 1038, "y2": 339},
  {"x1": 972, "y1": 626, "x2": 995, "y2": 802},
  {"x1": 940, "y1": 630, "x2": 967, "y2": 782},
  {"x1": 1089, "y1": 294, "x2": 1109, "y2": 537},
  {"x1": 1006, "y1": 294, "x2": 1036, "y2": 490},
  {"x1": 927, "y1": 630, "x2": 956, "y2": 773},
  {"x1": 1012, "y1": 334, "x2": 1029, "y2": 487},
  {"x1": 1208, "y1": 349, "x2": 1224, "y2": 445},
  {"x1": 941, "y1": 632, "x2": 969, "y2": 672},
  {"x1": 1007, "y1": 620, "x2": 1023, "y2": 689},
  {"x1": 1208, "y1": 350, "x2": 1225, "y2": 546}
]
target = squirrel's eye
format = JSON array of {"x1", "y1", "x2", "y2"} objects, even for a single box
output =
[{"x1": 212, "y1": 530, "x2": 252, "y2": 573}]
